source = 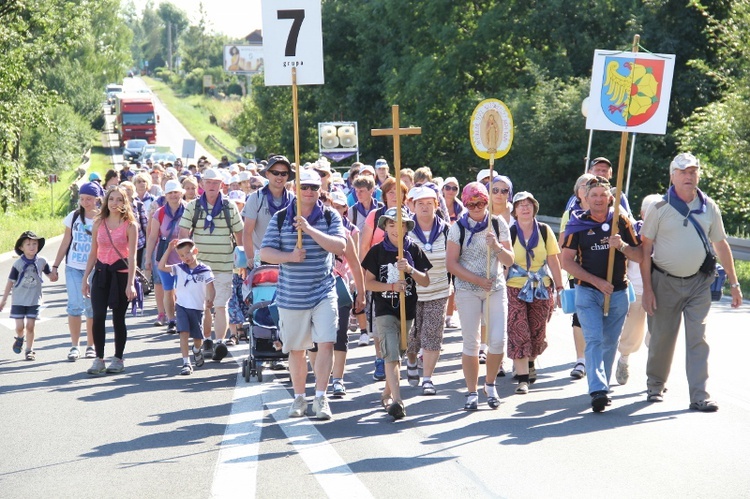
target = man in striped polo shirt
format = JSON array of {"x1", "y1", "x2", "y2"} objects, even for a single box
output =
[
  {"x1": 260, "y1": 169, "x2": 346, "y2": 420},
  {"x1": 179, "y1": 168, "x2": 244, "y2": 359}
]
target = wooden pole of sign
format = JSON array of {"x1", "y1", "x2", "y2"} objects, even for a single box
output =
[
  {"x1": 292, "y1": 68, "x2": 303, "y2": 248},
  {"x1": 372, "y1": 105, "x2": 421, "y2": 351},
  {"x1": 603, "y1": 34, "x2": 639, "y2": 315},
  {"x1": 483, "y1": 152, "x2": 496, "y2": 344}
]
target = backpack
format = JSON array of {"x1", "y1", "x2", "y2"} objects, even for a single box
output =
[
  {"x1": 191, "y1": 198, "x2": 237, "y2": 247},
  {"x1": 457, "y1": 218, "x2": 501, "y2": 254},
  {"x1": 509, "y1": 222, "x2": 551, "y2": 248}
]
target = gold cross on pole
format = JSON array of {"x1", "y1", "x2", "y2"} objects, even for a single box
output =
[{"x1": 371, "y1": 105, "x2": 421, "y2": 350}]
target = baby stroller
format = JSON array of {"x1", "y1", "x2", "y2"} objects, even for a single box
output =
[{"x1": 239, "y1": 265, "x2": 287, "y2": 383}]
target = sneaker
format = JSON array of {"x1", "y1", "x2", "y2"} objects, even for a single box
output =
[
  {"x1": 12, "y1": 337, "x2": 24, "y2": 354},
  {"x1": 407, "y1": 365, "x2": 420, "y2": 387},
  {"x1": 570, "y1": 362, "x2": 586, "y2": 379},
  {"x1": 445, "y1": 316, "x2": 458, "y2": 329},
  {"x1": 25, "y1": 350, "x2": 36, "y2": 361},
  {"x1": 180, "y1": 363, "x2": 193, "y2": 375},
  {"x1": 212, "y1": 342, "x2": 228, "y2": 361},
  {"x1": 153, "y1": 314, "x2": 166, "y2": 327},
  {"x1": 87, "y1": 358, "x2": 106, "y2": 375},
  {"x1": 358, "y1": 332, "x2": 370, "y2": 346},
  {"x1": 689, "y1": 400, "x2": 719, "y2": 412},
  {"x1": 348, "y1": 314, "x2": 359, "y2": 332},
  {"x1": 85, "y1": 346, "x2": 96, "y2": 359},
  {"x1": 67, "y1": 347, "x2": 80, "y2": 362},
  {"x1": 203, "y1": 339, "x2": 215, "y2": 357},
  {"x1": 591, "y1": 391, "x2": 608, "y2": 413},
  {"x1": 616, "y1": 359, "x2": 629, "y2": 385},
  {"x1": 166, "y1": 320, "x2": 177, "y2": 334},
  {"x1": 515, "y1": 381, "x2": 529, "y2": 395},
  {"x1": 332, "y1": 379, "x2": 346, "y2": 397},
  {"x1": 193, "y1": 347, "x2": 205, "y2": 368},
  {"x1": 478, "y1": 350, "x2": 487, "y2": 365},
  {"x1": 313, "y1": 395, "x2": 333, "y2": 420},
  {"x1": 373, "y1": 358, "x2": 386, "y2": 381},
  {"x1": 289, "y1": 395, "x2": 308, "y2": 418},
  {"x1": 387, "y1": 400, "x2": 406, "y2": 420},
  {"x1": 647, "y1": 392, "x2": 664, "y2": 403},
  {"x1": 106, "y1": 358, "x2": 125, "y2": 373}
]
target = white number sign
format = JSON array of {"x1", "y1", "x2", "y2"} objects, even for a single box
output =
[{"x1": 261, "y1": 0, "x2": 324, "y2": 86}]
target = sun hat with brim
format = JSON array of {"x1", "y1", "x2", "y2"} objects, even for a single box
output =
[
  {"x1": 164, "y1": 179, "x2": 184, "y2": 194},
  {"x1": 201, "y1": 168, "x2": 224, "y2": 182},
  {"x1": 511, "y1": 191, "x2": 539, "y2": 214},
  {"x1": 15, "y1": 231, "x2": 45, "y2": 255},
  {"x1": 461, "y1": 181, "x2": 489, "y2": 205},
  {"x1": 377, "y1": 207, "x2": 415, "y2": 232},
  {"x1": 262, "y1": 154, "x2": 296, "y2": 181},
  {"x1": 299, "y1": 168, "x2": 322, "y2": 186},
  {"x1": 79, "y1": 181, "x2": 104, "y2": 198},
  {"x1": 670, "y1": 152, "x2": 701, "y2": 174},
  {"x1": 329, "y1": 190, "x2": 348, "y2": 207},
  {"x1": 408, "y1": 185, "x2": 438, "y2": 202}
]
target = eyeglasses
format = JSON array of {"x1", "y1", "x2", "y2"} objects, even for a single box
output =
[
  {"x1": 300, "y1": 184, "x2": 320, "y2": 191},
  {"x1": 249, "y1": 184, "x2": 262, "y2": 190},
  {"x1": 465, "y1": 201, "x2": 487, "y2": 210},
  {"x1": 443, "y1": 185, "x2": 458, "y2": 192},
  {"x1": 267, "y1": 170, "x2": 289, "y2": 177},
  {"x1": 492, "y1": 187, "x2": 510, "y2": 195}
]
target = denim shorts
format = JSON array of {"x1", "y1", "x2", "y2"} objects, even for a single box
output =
[
  {"x1": 176, "y1": 304, "x2": 204, "y2": 340},
  {"x1": 156, "y1": 268, "x2": 177, "y2": 291},
  {"x1": 65, "y1": 266, "x2": 93, "y2": 318},
  {"x1": 10, "y1": 305, "x2": 40, "y2": 320}
]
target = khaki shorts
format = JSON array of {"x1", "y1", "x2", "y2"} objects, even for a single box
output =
[
  {"x1": 212, "y1": 272, "x2": 234, "y2": 308},
  {"x1": 278, "y1": 292, "x2": 338, "y2": 354},
  {"x1": 375, "y1": 314, "x2": 413, "y2": 363}
]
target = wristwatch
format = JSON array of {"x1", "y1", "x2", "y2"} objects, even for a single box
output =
[{"x1": 730, "y1": 283, "x2": 741, "y2": 289}]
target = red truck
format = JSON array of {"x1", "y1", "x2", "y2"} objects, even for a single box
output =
[{"x1": 115, "y1": 94, "x2": 158, "y2": 147}]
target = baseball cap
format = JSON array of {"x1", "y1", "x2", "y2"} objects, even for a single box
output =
[
  {"x1": 444, "y1": 176, "x2": 459, "y2": 187},
  {"x1": 228, "y1": 190, "x2": 246, "y2": 203},
  {"x1": 359, "y1": 165, "x2": 376, "y2": 176},
  {"x1": 201, "y1": 167, "x2": 224, "y2": 182},
  {"x1": 263, "y1": 154, "x2": 295, "y2": 181},
  {"x1": 164, "y1": 179, "x2": 184, "y2": 194},
  {"x1": 375, "y1": 159, "x2": 389, "y2": 169},
  {"x1": 590, "y1": 157, "x2": 612, "y2": 168},
  {"x1": 299, "y1": 168, "x2": 322, "y2": 186},
  {"x1": 476, "y1": 169, "x2": 498, "y2": 183},
  {"x1": 511, "y1": 191, "x2": 539, "y2": 213},
  {"x1": 88, "y1": 172, "x2": 101, "y2": 182},
  {"x1": 329, "y1": 190, "x2": 348, "y2": 207},
  {"x1": 670, "y1": 152, "x2": 700, "y2": 174}
]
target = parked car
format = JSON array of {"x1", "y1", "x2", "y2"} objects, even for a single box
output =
[{"x1": 122, "y1": 139, "x2": 149, "y2": 162}]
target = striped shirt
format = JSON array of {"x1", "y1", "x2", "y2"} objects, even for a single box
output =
[
  {"x1": 178, "y1": 198, "x2": 244, "y2": 273},
  {"x1": 260, "y1": 208, "x2": 346, "y2": 310}
]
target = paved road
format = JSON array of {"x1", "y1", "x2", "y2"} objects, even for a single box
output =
[{"x1": 1, "y1": 235, "x2": 749, "y2": 498}]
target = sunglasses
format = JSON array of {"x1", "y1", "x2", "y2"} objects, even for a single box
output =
[
  {"x1": 249, "y1": 184, "x2": 262, "y2": 190},
  {"x1": 443, "y1": 185, "x2": 458, "y2": 192},
  {"x1": 465, "y1": 201, "x2": 487, "y2": 210},
  {"x1": 300, "y1": 185, "x2": 320, "y2": 191},
  {"x1": 492, "y1": 187, "x2": 510, "y2": 195},
  {"x1": 267, "y1": 170, "x2": 289, "y2": 177},
  {"x1": 586, "y1": 176, "x2": 611, "y2": 189}
]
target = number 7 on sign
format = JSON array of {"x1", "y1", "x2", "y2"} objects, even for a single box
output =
[{"x1": 262, "y1": 0, "x2": 324, "y2": 86}]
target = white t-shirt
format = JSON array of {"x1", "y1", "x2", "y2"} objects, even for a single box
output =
[
  {"x1": 170, "y1": 262, "x2": 215, "y2": 310},
  {"x1": 63, "y1": 210, "x2": 95, "y2": 270}
]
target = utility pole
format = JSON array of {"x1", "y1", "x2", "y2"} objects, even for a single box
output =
[{"x1": 167, "y1": 22, "x2": 173, "y2": 71}]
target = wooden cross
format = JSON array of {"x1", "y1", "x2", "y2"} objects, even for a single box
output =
[{"x1": 371, "y1": 105, "x2": 421, "y2": 350}]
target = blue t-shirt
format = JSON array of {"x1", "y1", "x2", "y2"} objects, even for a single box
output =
[{"x1": 260, "y1": 207, "x2": 346, "y2": 310}]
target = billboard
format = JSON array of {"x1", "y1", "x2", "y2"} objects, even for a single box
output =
[{"x1": 223, "y1": 45, "x2": 264, "y2": 74}]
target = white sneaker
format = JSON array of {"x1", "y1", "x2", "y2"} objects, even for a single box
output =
[
  {"x1": 67, "y1": 347, "x2": 80, "y2": 362},
  {"x1": 616, "y1": 359, "x2": 629, "y2": 385},
  {"x1": 106, "y1": 358, "x2": 125, "y2": 373},
  {"x1": 313, "y1": 395, "x2": 333, "y2": 420},
  {"x1": 358, "y1": 332, "x2": 369, "y2": 346},
  {"x1": 87, "y1": 358, "x2": 106, "y2": 375},
  {"x1": 289, "y1": 395, "x2": 308, "y2": 418}
]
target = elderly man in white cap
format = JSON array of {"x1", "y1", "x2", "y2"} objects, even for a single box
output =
[
  {"x1": 640, "y1": 152, "x2": 742, "y2": 412},
  {"x1": 178, "y1": 167, "x2": 244, "y2": 361},
  {"x1": 260, "y1": 169, "x2": 347, "y2": 420}
]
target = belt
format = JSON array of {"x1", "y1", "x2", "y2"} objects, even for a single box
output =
[{"x1": 651, "y1": 262, "x2": 698, "y2": 280}]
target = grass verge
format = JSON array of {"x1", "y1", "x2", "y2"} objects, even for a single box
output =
[{"x1": 143, "y1": 77, "x2": 243, "y2": 159}]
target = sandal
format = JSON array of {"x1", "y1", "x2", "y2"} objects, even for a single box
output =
[
  {"x1": 464, "y1": 392, "x2": 479, "y2": 411},
  {"x1": 387, "y1": 400, "x2": 406, "y2": 420},
  {"x1": 484, "y1": 383, "x2": 500, "y2": 409},
  {"x1": 422, "y1": 380, "x2": 437, "y2": 396},
  {"x1": 13, "y1": 337, "x2": 24, "y2": 354},
  {"x1": 25, "y1": 350, "x2": 36, "y2": 361},
  {"x1": 381, "y1": 393, "x2": 394, "y2": 410},
  {"x1": 226, "y1": 336, "x2": 237, "y2": 347},
  {"x1": 570, "y1": 362, "x2": 586, "y2": 379}
]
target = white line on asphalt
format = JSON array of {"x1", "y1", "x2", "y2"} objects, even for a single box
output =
[{"x1": 264, "y1": 382, "x2": 374, "y2": 499}]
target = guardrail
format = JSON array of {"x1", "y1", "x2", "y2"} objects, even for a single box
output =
[{"x1": 537, "y1": 215, "x2": 749, "y2": 261}]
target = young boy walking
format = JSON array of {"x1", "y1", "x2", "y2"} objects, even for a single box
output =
[
  {"x1": 159, "y1": 238, "x2": 215, "y2": 375},
  {"x1": 1, "y1": 231, "x2": 57, "y2": 360},
  {"x1": 362, "y1": 208, "x2": 431, "y2": 420}
]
